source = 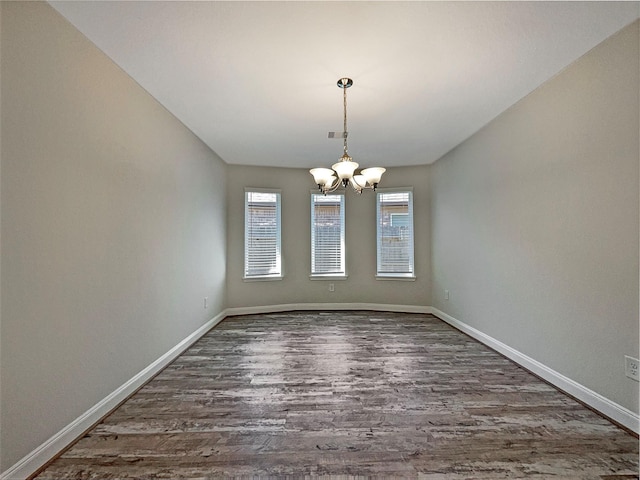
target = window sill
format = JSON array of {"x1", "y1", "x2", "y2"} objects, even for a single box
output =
[
  {"x1": 309, "y1": 274, "x2": 348, "y2": 281},
  {"x1": 376, "y1": 274, "x2": 416, "y2": 281},
  {"x1": 243, "y1": 275, "x2": 283, "y2": 282}
]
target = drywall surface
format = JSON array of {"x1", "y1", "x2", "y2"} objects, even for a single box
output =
[
  {"x1": 431, "y1": 21, "x2": 639, "y2": 413},
  {"x1": 226, "y1": 165, "x2": 431, "y2": 309},
  {"x1": 0, "y1": 2, "x2": 227, "y2": 471}
]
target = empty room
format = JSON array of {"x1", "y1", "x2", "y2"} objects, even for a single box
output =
[{"x1": 1, "y1": 1, "x2": 638, "y2": 478}]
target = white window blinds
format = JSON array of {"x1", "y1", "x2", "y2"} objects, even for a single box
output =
[
  {"x1": 376, "y1": 190, "x2": 414, "y2": 277},
  {"x1": 311, "y1": 193, "x2": 345, "y2": 276},
  {"x1": 244, "y1": 190, "x2": 281, "y2": 278}
]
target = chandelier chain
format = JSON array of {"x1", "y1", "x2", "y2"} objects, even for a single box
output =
[{"x1": 343, "y1": 82, "x2": 348, "y2": 155}]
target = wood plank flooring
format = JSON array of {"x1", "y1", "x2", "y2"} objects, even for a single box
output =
[{"x1": 34, "y1": 311, "x2": 639, "y2": 479}]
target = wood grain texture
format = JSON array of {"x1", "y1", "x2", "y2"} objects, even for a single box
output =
[{"x1": 34, "y1": 311, "x2": 639, "y2": 479}]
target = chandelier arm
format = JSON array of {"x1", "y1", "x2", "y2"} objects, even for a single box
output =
[
  {"x1": 322, "y1": 179, "x2": 343, "y2": 195},
  {"x1": 350, "y1": 176, "x2": 370, "y2": 191},
  {"x1": 349, "y1": 180, "x2": 363, "y2": 194}
]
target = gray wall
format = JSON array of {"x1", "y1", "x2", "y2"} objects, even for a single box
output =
[
  {"x1": 226, "y1": 165, "x2": 431, "y2": 309},
  {"x1": 431, "y1": 21, "x2": 639, "y2": 413},
  {"x1": 1, "y1": 1, "x2": 638, "y2": 474},
  {"x1": 0, "y1": 2, "x2": 227, "y2": 471}
]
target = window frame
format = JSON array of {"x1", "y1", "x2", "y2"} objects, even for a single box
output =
[
  {"x1": 375, "y1": 188, "x2": 416, "y2": 281},
  {"x1": 243, "y1": 188, "x2": 283, "y2": 281},
  {"x1": 310, "y1": 191, "x2": 347, "y2": 279}
]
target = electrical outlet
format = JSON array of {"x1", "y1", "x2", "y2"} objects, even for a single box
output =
[
  {"x1": 444, "y1": 289, "x2": 450, "y2": 300},
  {"x1": 625, "y1": 355, "x2": 639, "y2": 381},
  {"x1": 329, "y1": 283, "x2": 335, "y2": 292},
  {"x1": 204, "y1": 297, "x2": 208, "y2": 309}
]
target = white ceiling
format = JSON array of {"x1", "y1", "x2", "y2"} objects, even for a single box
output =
[{"x1": 49, "y1": 1, "x2": 639, "y2": 169}]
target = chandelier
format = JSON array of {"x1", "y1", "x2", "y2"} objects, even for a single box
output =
[{"x1": 310, "y1": 78, "x2": 385, "y2": 194}]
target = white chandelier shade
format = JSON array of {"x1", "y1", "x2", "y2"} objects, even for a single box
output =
[
  {"x1": 331, "y1": 158, "x2": 358, "y2": 180},
  {"x1": 310, "y1": 78, "x2": 385, "y2": 194}
]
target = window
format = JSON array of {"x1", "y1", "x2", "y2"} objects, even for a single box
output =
[
  {"x1": 244, "y1": 189, "x2": 282, "y2": 280},
  {"x1": 311, "y1": 193, "x2": 345, "y2": 277},
  {"x1": 376, "y1": 189, "x2": 415, "y2": 279}
]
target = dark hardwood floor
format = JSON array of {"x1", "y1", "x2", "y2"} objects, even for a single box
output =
[{"x1": 34, "y1": 311, "x2": 638, "y2": 479}]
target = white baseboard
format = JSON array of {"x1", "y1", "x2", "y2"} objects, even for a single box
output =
[
  {"x1": 4, "y1": 304, "x2": 636, "y2": 480},
  {"x1": 224, "y1": 302, "x2": 430, "y2": 317},
  {"x1": 431, "y1": 307, "x2": 640, "y2": 434},
  {"x1": 1, "y1": 312, "x2": 227, "y2": 480},
  {"x1": 2, "y1": 303, "x2": 429, "y2": 480},
  {"x1": 2, "y1": 303, "x2": 428, "y2": 479}
]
